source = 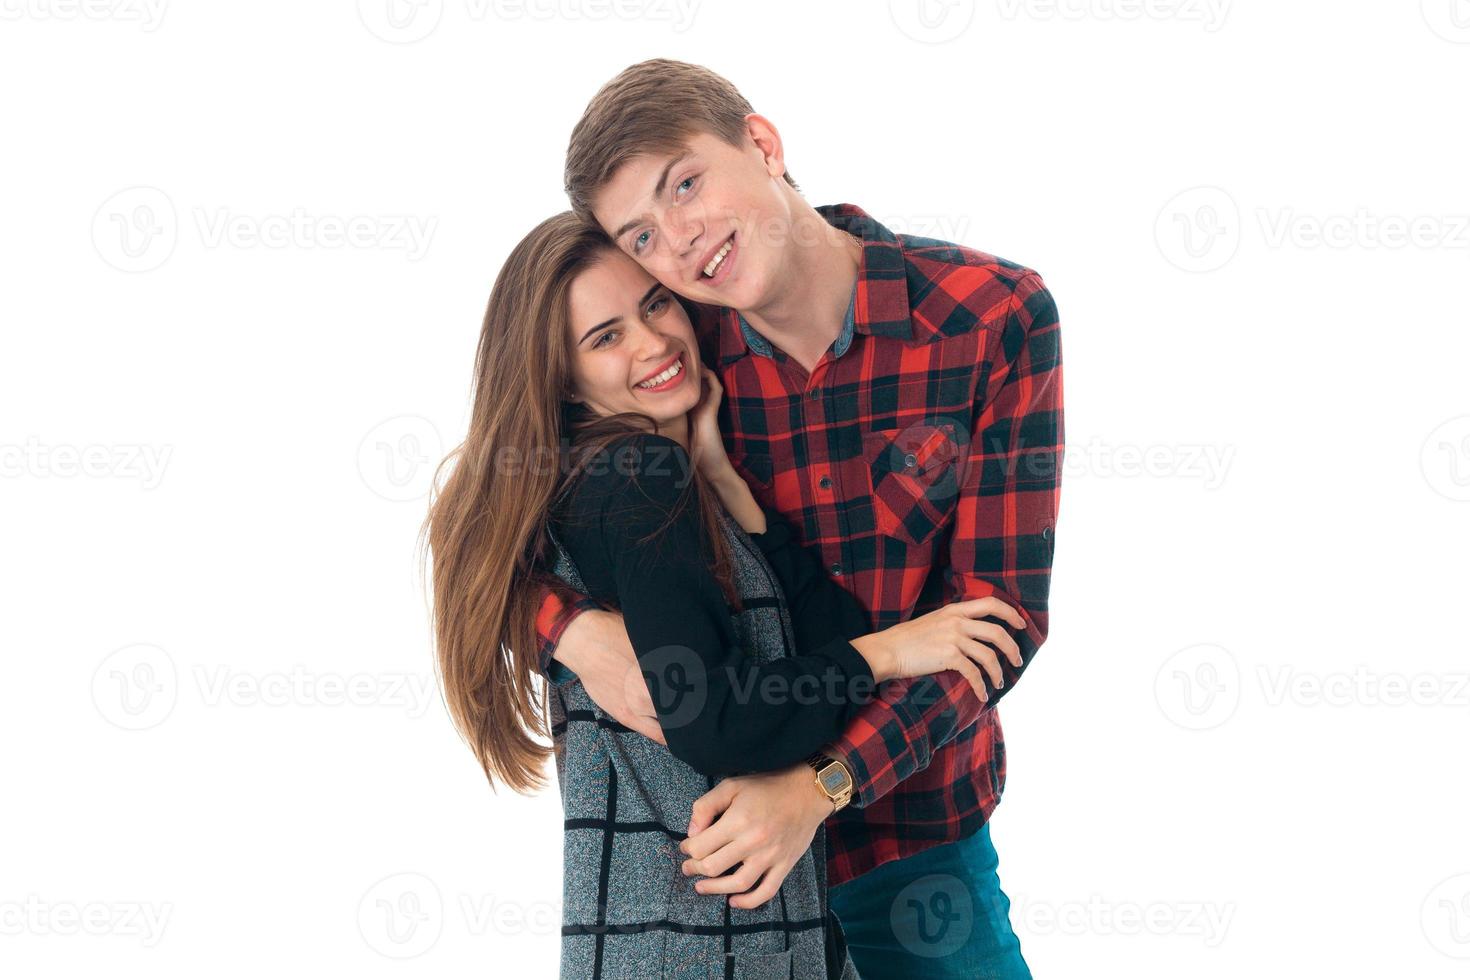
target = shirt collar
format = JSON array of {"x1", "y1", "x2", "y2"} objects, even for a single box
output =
[
  {"x1": 715, "y1": 203, "x2": 916, "y2": 367},
  {"x1": 736, "y1": 285, "x2": 856, "y2": 360}
]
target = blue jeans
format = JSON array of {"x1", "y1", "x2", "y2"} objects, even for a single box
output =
[{"x1": 829, "y1": 823, "x2": 1031, "y2": 980}]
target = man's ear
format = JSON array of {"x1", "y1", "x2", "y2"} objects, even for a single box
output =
[{"x1": 743, "y1": 113, "x2": 787, "y2": 180}]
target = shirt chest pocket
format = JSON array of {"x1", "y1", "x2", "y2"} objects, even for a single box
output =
[{"x1": 862, "y1": 422, "x2": 965, "y2": 547}]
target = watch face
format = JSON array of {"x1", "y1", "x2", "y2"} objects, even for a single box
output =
[{"x1": 819, "y1": 767, "x2": 847, "y2": 794}]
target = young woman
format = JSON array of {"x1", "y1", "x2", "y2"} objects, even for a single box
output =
[{"x1": 423, "y1": 212, "x2": 1024, "y2": 979}]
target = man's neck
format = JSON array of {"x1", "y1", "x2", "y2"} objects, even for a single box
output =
[{"x1": 737, "y1": 206, "x2": 861, "y2": 375}]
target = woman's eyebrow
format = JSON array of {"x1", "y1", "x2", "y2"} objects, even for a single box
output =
[{"x1": 577, "y1": 283, "x2": 663, "y2": 345}]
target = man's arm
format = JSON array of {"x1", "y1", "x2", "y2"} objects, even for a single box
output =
[
  {"x1": 828, "y1": 269, "x2": 1064, "y2": 807},
  {"x1": 533, "y1": 585, "x2": 603, "y2": 675},
  {"x1": 533, "y1": 580, "x2": 666, "y2": 744}
]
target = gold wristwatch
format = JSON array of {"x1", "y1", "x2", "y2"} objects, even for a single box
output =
[{"x1": 805, "y1": 753, "x2": 854, "y2": 812}]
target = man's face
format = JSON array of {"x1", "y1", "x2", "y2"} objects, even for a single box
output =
[{"x1": 589, "y1": 125, "x2": 794, "y2": 313}]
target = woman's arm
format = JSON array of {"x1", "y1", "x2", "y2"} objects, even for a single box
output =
[{"x1": 558, "y1": 433, "x2": 876, "y2": 777}]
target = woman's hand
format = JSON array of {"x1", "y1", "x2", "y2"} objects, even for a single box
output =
[
  {"x1": 687, "y1": 366, "x2": 734, "y2": 480},
  {"x1": 849, "y1": 597, "x2": 1029, "y2": 703}
]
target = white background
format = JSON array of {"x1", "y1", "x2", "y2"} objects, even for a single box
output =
[{"x1": 3, "y1": 1, "x2": 1468, "y2": 977}]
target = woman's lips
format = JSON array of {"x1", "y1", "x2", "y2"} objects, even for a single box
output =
[{"x1": 634, "y1": 351, "x2": 687, "y2": 393}]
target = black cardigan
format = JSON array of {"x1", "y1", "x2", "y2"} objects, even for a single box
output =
[{"x1": 550, "y1": 432, "x2": 876, "y2": 776}]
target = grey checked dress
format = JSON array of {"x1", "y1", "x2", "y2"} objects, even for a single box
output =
[{"x1": 544, "y1": 464, "x2": 864, "y2": 980}]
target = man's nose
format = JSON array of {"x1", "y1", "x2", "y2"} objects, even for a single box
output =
[{"x1": 663, "y1": 210, "x2": 702, "y2": 259}]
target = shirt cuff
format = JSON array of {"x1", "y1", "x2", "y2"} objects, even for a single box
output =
[{"x1": 535, "y1": 591, "x2": 602, "y2": 675}]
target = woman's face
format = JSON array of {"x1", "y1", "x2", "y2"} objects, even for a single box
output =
[{"x1": 566, "y1": 248, "x2": 701, "y2": 426}]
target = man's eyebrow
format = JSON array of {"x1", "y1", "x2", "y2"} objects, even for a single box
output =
[
  {"x1": 610, "y1": 151, "x2": 693, "y2": 241},
  {"x1": 577, "y1": 283, "x2": 665, "y2": 346}
]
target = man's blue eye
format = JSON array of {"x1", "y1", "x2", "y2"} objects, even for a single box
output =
[
  {"x1": 676, "y1": 177, "x2": 694, "y2": 195},
  {"x1": 634, "y1": 230, "x2": 651, "y2": 251}
]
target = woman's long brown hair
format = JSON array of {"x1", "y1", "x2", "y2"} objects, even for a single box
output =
[{"x1": 419, "y1": 212, "x2": 740, "y2": 793}]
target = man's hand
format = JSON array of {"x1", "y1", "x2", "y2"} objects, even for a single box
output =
[
  {"x1": 553, "y1": 609, "x2": 664, "y2": 745},
  {"x1": 679, "y1": 762, "x2": 832, "y2": 910}
]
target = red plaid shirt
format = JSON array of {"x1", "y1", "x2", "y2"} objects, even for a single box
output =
[{"x1": 536, "y1": 203, "x2": 1063, "y2": 885}]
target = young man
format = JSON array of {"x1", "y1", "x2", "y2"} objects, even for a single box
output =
[{"x1": 534, "y1": 59, "x2": 1062, "y2": 979}]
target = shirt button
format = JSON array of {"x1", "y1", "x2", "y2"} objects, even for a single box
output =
[
  {"x1": 818, "y1": 475, "x2": 832, "y2": 489},
  {"x1": 829, "y1": 563, "x2": 842, "y2": 576},
  {"x1": 808, "y1": 389, "x2": 820, "y2": 400},
  {"x1": 903, "y1": 453, "x2": 917, "y2": 469}
]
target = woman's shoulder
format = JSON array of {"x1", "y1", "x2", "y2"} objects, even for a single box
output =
[
  {"x1": 564, "y1": 431, "x2": 694, "y2": 509},
  {"x1": 552, "y1": 432, "x2": 695, "y2": 544}
]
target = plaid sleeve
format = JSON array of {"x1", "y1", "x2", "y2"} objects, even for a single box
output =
[
  {"x1": 533, "y1": 584, "x2": 603, "y2": 676},
  {"x1": 828, "y1": 270, "x2": 1064, "y2": 807}
]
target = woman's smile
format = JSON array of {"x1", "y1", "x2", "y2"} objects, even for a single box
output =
[{"x1": 634, "y1": 351, "x2": 688, "y2": 392}]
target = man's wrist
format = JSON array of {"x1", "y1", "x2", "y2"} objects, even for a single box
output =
[
  {"x1": 552, "y1": 607, "x2": 611, "y2": 670},
  {"x1": 803, "y1": 752, "x2": 854, "y2": 813}
]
